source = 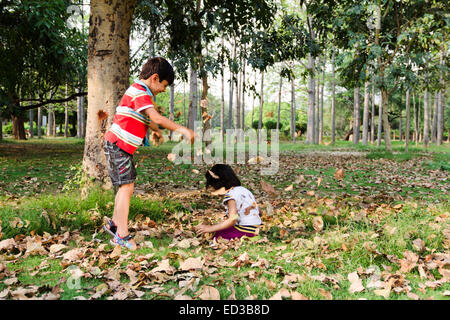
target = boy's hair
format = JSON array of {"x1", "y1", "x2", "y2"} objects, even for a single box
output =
[
  {"x1": 139, "y1": 57, "x2": 175, "y2": 85},
  {"x1": 205, "y1": 164, "x2": 241, "y2": 191}
]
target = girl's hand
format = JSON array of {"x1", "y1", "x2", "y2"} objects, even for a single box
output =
[{"x1": 194, "y1": 224, "x2": 212, "y2": 234}]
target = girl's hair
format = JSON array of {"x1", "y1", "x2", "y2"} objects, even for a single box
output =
[
  {"x1": 205, "y1": 164, "x2": 241, "y2": 190},
  {"x1": 139, "y1": 57, "x2": 175, "y2": 85}
]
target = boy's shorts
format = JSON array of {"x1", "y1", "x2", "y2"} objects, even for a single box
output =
[{"x1": 104, "y1": 140, "x2": 137, "y2": 186}]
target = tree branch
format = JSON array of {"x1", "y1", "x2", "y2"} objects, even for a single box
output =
[{"x1": 20, "y1": 92, "x2": 87, "y2": 111}]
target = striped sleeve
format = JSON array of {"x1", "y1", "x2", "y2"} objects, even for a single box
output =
[{"x1": 222, "y1": 190, "x2": 236, "y2": 205}]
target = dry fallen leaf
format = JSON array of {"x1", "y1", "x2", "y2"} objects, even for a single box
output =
[
  {"x1": 269, "y1": 288, "x2": 291, "y2": 300},
  {"x1": 348, "y1": 271, "x2": 365, "y2": 293},
  {"x1": 179, "y1": 257, "x2": 203, "y2": 271},
  {"x1": 284, "y1": 184, "x2": 294, "y2": 191},
  {"x1": 261, "y1": 179, "x2": 276, "y2": 195},
  {"x1": 400, "y1": 250, "x2": 419, "y2": 273},
  {"x1": 312, "y1": 216, "x2": 324, "y2": 232},
  {"x1": 334, "y1": 169, "x2": 345, "y2": 180},
  {"x1": 198, "y1": 285, "x2": 220, "y2": 300}
]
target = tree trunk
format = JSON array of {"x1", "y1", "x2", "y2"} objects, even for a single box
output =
[
  {"x1": 83, "y1": 0, "x2": 136, "y2": 188},
  {"x1": 399, "y1": 110, "x2": 402, "y2": 142},
  {"x1": 370, "y1": 80, "x2": 375, "y2": 144},
  {"x1": 258, "y1": 71, "x2": 264, "y2": 131},
  {"x1": 12, "y1": 113, "x2": 27, "y2": 140},
  {"x1": 314, "y1": 64, "x2": 320, "y2": 144},
  {"x1": 362, "y1": 80, "x2": 370, "y2": 145},
  {"x1": 29, "y1": 109, "x2": 34, "y2": 139},
  {"x1": 353, "y1": 86, "x2": 360, "y2": 144},
  {"x1": 188, "y1": 68, "x2": 198, "y2": 130},
  {"x1": 437, "y1": 47, "x2": 444, "y2": 145},
  {"x1": 64, "y1": 84, "x2": 69, "y2": 138},
  {"x1": 0, "y1": 108, "x2": 3, "y2": 140},
  {"x1": 169, "y1": 83, "x2": 175, "y2": 141},
  {"x1": 319, "y1": 59, "x2": 324, "y2": 144},
  {"x1": 306, "y1": 53, "x2": 315, "y2": 144},
  {"x1": 405, "y1": 89, "x2": 410, "y2": 153},
  {"x1": 377, "y1": 90, "x2": 383, "y2": 147},
  {"x1": 37, "y1": 107, "x2": 42, "y2": 138},
  {"x1": 291, "y1": 75, "x2": 296, "y2": 143},
  {"x1": 235, "y1": 62, "x2": 240, "y2": 132},
  {"x1": 380, "y1": 88, "x2": 392, "y2": 151},
  {"x1": 47, "y1": 107, "x2": 53, "y2": 137},
  {"x1": 423, "y1": 89, "x2": 430, "y2": 148},
  {"x1": 277, "y1": 72, "x2": 282, "y2": 131},
  {"x1": 431, "y1": 91, "x2": 438, "y2": 143},
  {"x1": 241, "y1": 52, "x2": 246, "y2": 131},
  {"x1": 331, "y1": 48, "x2": 336, "y2": 145}
]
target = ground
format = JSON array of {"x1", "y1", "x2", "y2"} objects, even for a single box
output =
[{"x1": 0, "y1": 138, "x2": 449, "y2": 300}]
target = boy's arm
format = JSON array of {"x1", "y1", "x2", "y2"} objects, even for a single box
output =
[{"x1": 144, "y1": 107, "x2": 194, "y2": 144}]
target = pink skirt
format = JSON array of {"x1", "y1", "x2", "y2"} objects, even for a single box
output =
[{"x1": 214, "y1": 225, "x2": 256, "y2": 240}]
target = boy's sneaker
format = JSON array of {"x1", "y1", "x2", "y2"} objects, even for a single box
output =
[
  {"x1": 103, "y1": 217, "x2": 117, "y2": 237},
  {"x1": 110, "y1": 232, "x2": 137, "y2": 250}
]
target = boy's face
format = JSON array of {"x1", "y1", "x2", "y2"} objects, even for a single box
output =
[{"x1": 148, "y1": 74, "x2": 169, "y2": 96}]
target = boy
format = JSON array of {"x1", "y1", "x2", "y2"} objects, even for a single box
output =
[{"x1": 103, "y1": 57, "x2": 194, "y2": 250}]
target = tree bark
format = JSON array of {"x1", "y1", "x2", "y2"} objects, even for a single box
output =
[
  {"x1": 258, "y1": 71, "x2": 264, "y2": 131},
  {"x1": 37, "y1": 107, "x2": 42, "y2": 138},
  {"x1": 353, "y1": 86, "x2": 360, "y2": 144},
  {"x1": 437, "y1": 47, "x2": 444, "y2": 145},
  {"x1": 431, "y1": 91, "x2": 438, "y2": 143},
  {"x1": 291, "y1": 75, "x2": 296, "y2": 143},
  {"x1": 362, "y1": 81, "x2": 370, "y2": 145},
  {"x1": 188, "y1": 68, "x2": 198, "y2": 130},
  {"x1": 314, "y1": 64, "x2": 320, "y2": 144},
  {"x1": 423, "y1": 88, "x2": 430, "y2": 148},
  {"x1": 405, "y1": 89, "x2": 410, "y2": 153},
  {"x1": 277, "y1": 71, "x2": 282, "y2": 131},
  {"x1": 12, "y1": 113, "x2": 27, "y2": 140},
  {"x1": 377, "y1": 90, "x2": 383, "y2": 147},
  {"x1": 83, "y1": 0, "x2": 136, "y2": 188},
  {"x1": 331, "y1": 48, "x2": 336, "y2": 145},
  {"x1": 64, "y1": 84, "x2": 69, "y2": 138},
  {"x1": 306, "y1": 53, "x2": 315, "y2": 144},
  {"x1": 380, "y1": 88, "x2": 392, "y2": 151},
  {"x1": 29, "y1": 109, "x2": 34, "y2": 138},
  {"x1": 370, "y1": 80, "x2": 375, "y2": 144},
  {"x1": 319, "y1": 57, "x2": 325, "y2": 144}
]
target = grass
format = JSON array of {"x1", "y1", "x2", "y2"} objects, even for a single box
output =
[{"x1": 0, "y1": 137, "x2": 449, "y2": 300}]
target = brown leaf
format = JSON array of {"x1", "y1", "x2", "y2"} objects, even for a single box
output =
[
  {"x1": 291, "y1": 291, "x2": 309, "y2": 300},
  {"x1": 167, "y1": 153, "x2": 177, "y2": 162},
  {"x1": 269, "y1": 288, "x2": 291, "y2": 300},
  {"x1": 150, "y1": 259, "x2": 176, "y2": 275},
  {"x1": 312, "y1": 216, "x2": 324, "y2": 232},
  {"x1": 412, "y1": 239, "x2": 425, "y2": 253},
  {"x1": 179, "y1": 257, "x2": 203, "y2": 271},
  {"x1": 198, "y1": 285, "x2": 220, "y2": 300},
  {"x1": 348, "y1": 271, "x2": 365, "y2": 293},
  {"x1": 261, "y1": 179, "x2": 276, "y2": 195},
  {"x1": 400, "y1": 250, "x2": 419, "y2": 273},
  {"x1": 334, "y1": 169, "x2": 345, "y2": 180},
  {"x1": 0, "y1": 238, "x2": 16, "y2": 251}
]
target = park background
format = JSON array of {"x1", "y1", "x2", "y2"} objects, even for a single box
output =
[{"x1": 0, "y1": 0, "x2": 449, "y2": 301}]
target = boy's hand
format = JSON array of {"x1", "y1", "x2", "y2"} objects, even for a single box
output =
[
  {"x1": 151, "y1": 129, "x2": 164, "y2": 146},
  {"x1": 181, "y1": 128, "x2": 195, "y2": 144}
]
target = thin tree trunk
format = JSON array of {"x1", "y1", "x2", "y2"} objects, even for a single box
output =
[
  {"x1": 29, "y1": 108, "x2": 34, "y2": 138},
  {"x1": 277, "y1": 72, "x2": 282, "y2": 131},
  {"x1": 188, "y1": 68, "x2": 198, "y2": 130},
  {"x1": 431, "y1": 91, "x2": 438, "y2": 143},
  {"x1": 319, "y1": 57, "x2": 325, "y2": 144},
  {"x1": 291, "y1": 75, "x2": 296, "y2": 143},
  {"x1": 83, "y1": 0, "x2": 136, "y2": 186},
  {"x1": 307, "y1": 54, "x2": 315, "y2": 144},
  {"x1": 353, "y1": 86, "x2": 360, "y2": 144},
  {"x1": 47, "y1": 107, "x2": 53, "y2": 137},
  {"x1": 241, "y1": 53, "x2": 246, "y2": 131},
  {"x1": 37, "y1": 107, "x2": 42, "y2": 139},
  {"x1": 405, "y1": 89, "x2": 410, "y2": 152},
  {"x1": 64, "y1": 83, "x2": 69, "y2": 138},
  {"x1": 423, "y1": 88, "x2": 430, "y2": 148},
  {"x1": 314, "y1": 62, "x2": 320, "y2": 144},
  {"x1": 437, "y1": 48, "x2": 444, "y2": 145},
  {"x1": 0, "y1": 108, "x2": 3, "y2": 140},
  {"x1": 220, "y1": 67, "x2": 225, "y2": 138},
  {"x1": 399, "y1": 109, "x2": 402, "y2": 142},
  {"x1": 413, "y1": 91, "x2": 417, "y2": 145},
  {"x1": 331, "y1": 48, "x2": 336, "y2": 145},
  {"x1": 258, "y1": 71, "x2": 264, "y2": 131},
  {"x1": 381, "y1": 88, "x2": 392, "y2": 151},
  {"x1": 183, "y1": 82, "x2": 186, "y2": 127},
  {"x1": 169, "y1": 83, "x2": 175, "y2": 141},
  {"x1": 362, "y1": 80, "x2": 370, "y2": 145},
  {"x1": 371, "y1": 80, "x2": 375, "y2": 144},
  {"x1": 377, "y1": 91, "x2": 383, "y2": 147}
]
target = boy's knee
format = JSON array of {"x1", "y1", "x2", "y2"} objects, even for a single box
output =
[{"x1": 118, "y1": 182, "x2": 134, "y2": 193}]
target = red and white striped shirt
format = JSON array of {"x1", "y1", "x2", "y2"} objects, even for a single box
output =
[{"x1": 104, "y1": 82, "x2": 154, "y2": 154}]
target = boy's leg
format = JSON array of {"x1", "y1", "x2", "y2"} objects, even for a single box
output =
[{"x1": 113, "y1": 182, "x2": 137, "y2": 249}]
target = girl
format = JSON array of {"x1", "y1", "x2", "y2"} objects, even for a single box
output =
[{"x1": 195, "y1": 164, "x2": 262, "y2": 240}]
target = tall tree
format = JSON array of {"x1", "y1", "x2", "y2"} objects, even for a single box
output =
[{"x1": 83, "y1": 0, "x2": 136, "y2": 188}]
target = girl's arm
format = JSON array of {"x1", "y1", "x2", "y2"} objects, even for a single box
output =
[{"x1": 195, "y1": 200, "x2": 238, "y2": 234}]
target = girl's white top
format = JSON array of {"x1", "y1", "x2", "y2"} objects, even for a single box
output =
[{"x1": 222, "y1": 186, "x2": 262, "y2": 226}]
